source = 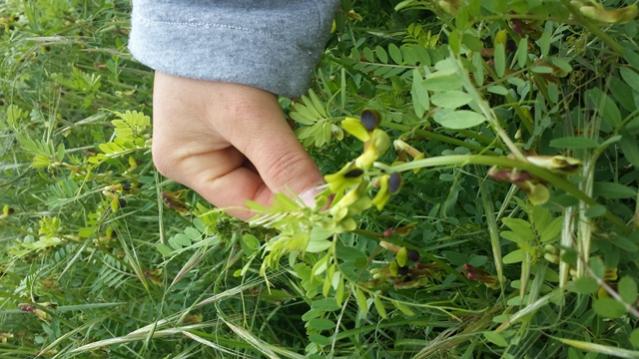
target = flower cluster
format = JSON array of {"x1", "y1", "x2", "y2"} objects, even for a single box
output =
[{"x1": 324, "y1": 110, "x2": 407, "y2": 231}]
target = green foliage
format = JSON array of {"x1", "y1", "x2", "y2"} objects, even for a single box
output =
[{"x1": 3, "y1": 0, "x2": 639, "y2": 358}]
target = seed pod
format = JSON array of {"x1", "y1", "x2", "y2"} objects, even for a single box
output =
[
  {"x1": 122, "y1": 181, "x2": 132, "y2": 191},
  {"x1": 118, "y1": 198, "x2": 127, "y2": 208},
  {"x1": 389, "y1": 173, "x2": 402, "y2": 193},
  {"x1": 360, "y1": 110, "x2": 381, "y2": 131}
]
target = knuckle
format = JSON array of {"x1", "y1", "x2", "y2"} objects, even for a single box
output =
[
  {"x1": 264, "y1": 150, "x2": 313, "y2": 189},
  {"x1": 151, "y1": 140, "x2": 176, "y2": 178}
]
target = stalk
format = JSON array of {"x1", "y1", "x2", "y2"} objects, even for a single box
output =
[
  {"x1": 559, "y1": 207, "x2": 575, "y2": 289},
  {"x1": 479, "y1": 181, "x2": 505, "y2": 292},
  {"x1": 389, "y1": 154, "x2": 627, "y2": 230},
  {"x1": 576, "y1": 156, "x2": 595, "y2": 277},
  {"x1": 452, "y1": 56, "x2": 526, "y2": 161}
]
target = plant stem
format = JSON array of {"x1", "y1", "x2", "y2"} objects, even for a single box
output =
[
  {"x1": 479, "y1": 181, "x2": 505, "y2": 292},
  {"x1": 559, "y1": 207, "x2": 575, "y2": 289},
  {"x1": 560, "y1": 0, "x2": 624, "y2": 55},
  {"x1": 383, "y1": 122, "x2": 489, "y2": 152},
  {"x1": 389, "y1": 154, "x2": 628, "y2": 230},
  {"x1": 453, "y1": 56, "x2": 526, "y2": 161}
]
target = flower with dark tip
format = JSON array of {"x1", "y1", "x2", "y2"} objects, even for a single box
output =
[{"x1": 360, "y1": 110, "x2": 381, "y2": 131}]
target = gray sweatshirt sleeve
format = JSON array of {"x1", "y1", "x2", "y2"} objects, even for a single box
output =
[{"x1": 128, "y1": 0, "x2": 339, "y2": 97}]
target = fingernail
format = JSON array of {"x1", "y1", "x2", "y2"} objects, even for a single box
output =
[{"x1": 299, "y1": 184, "x2": 323, "y2": 208}]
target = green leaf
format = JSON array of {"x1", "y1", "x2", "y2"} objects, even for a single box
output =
[
  {"x1": 620, "y1": 67, "x2": 639, "y2": 93},
  {"x1": 630, "y1": 328, "x2": 639, "y2": 349},
  {"x1": 392, "y1": 300, "x2": 415, "y2": 316},
  {"x1": 610, "y1": 76, "x2": 636, "y2": 111},
  {"x1": 168, "y1": 233, "x2": 191, "y2": 249},
  {"x1": 549, "y1": 136, "x2": 599, "y2": 149},
  {"x1": 311, "y1": 298, "x2": 340, "y2": 312},
  {"x1": 472, "y1": 52, "x2": 485, "y2": 86},
  {"x1": 487, "y1": 85, "x2": 509, "y2": 95},
  {"x1": 434, "y1": 110, "x2": 487, "y2": 129},
  {"x1": 423, "y1": 72, "x2": 463, "y2": 91},
  {"x1": 537, "y1": 22, "x2": 552, "y2": 57},
  {"x1": 307, "y1": 227, "x2": 333, "y2": 253},
  {"x1": 620, "y1": 135, "x2": 639, "y2": 168},
  {"x1": 619, "y1": 276, "x2": 638, "y2": 304},
  {"x1": 156, "y1": 243, "x2": 173, "y2": 257},
  {"x1": 557, "y1": 337, "x2": 639, "y2": 359},
  {"x1": 601, "y1": 94, "x2": 622, "y2": 128},
  {"x1": 532, "y1": 66, "x2": 553, "y2": 74},
  {"x1": 373, "y1": 296, "x2": 387, "y2": 319},
  {"x1": 375, "y1": 45, "x2": 388, "y2": 64},
  {"x1": 354, "y1": 286, "x2": 368, "y2": 316},
  {"x1": 495, "y1": 43, "x2": 506, "y2": 78},
  {"x1": 551, "y1": 57, "x2": 572, "y2": 76},
  {"x1": 307, "y1": 318, "x2": 335, "y2": 331},
  {"x1": 411, "y1": 69, "x2": 430, "y2": 117},
  {"x1": 568, "y1": 277, "x2": 598, "y2": 294},
  {"x1": 585, "y1": 205, "x2": 607, "y2": 219},
  {"x1": 540, "y1": 217, "x2": 563, "y2": 243},
  {"x1": 593, "y1": 298, "x2": 626, "y2": 318},
  {"x1": 503, "y1": 249, "x2": 525, "y2": 264},
  {"x1": 483, "y1": 331, "x2": 508, "y2": 347},
  {"x1": 624, "y1": 48, "x2": 639, "y2": 69},
  {"x1": 430, "y1": 90, "x2": 473, "y2": 109},
  {"x1": 516, "y1": 38, "x2": 528, "y2": 68},
  {"x1": 388, "y1": 43, "x2": 402, "y2": 64},
  {"x1": 594, "y1": 182, "x2": 636, "y2": 199},
  {"x1": 240, "y1": 234, "x2": 260, "y2": 255},
  {"x1": 590, "y1": 257, "x2": 606, "y2": 278},
  {"x1": 309, "y1": 333, "x2": 331, "y2": 346}
]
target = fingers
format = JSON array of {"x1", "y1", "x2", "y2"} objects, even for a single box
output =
[
  {"x1": 154, "y1": 145, "x2": 272, "y2": 220},
  {"x1": 214, "y1": 88, "x2": 323, "y2": 199},
  {"x1": 151, "y1": 75, "x2": 321, "y2": 219}
]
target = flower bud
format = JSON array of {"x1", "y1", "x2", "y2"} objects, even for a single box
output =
[
  {"x1": 579, "y1": 4, "x2": 637, "y2": 24},
  {"x1": 360, "y1": 110, "x2": 381, "y2": 131},
  {"x1": 525, "y1": 155, "x2": 581, "y2": 174},
  {"x1": 494, "y1": 29, "x2": 508, "y2": 46},
  {"x1": 389, "y1": 173, "x2": 402, "y2": 193},
  {"x1": 356, "y1": 129, "x2": 390, "y2": 169},
  {"x1": 341, "y1": 116, "x2": 370, "y2": 142}
]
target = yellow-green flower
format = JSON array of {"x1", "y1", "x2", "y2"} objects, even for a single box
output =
[
  {"x1": 356, "y1": 129, "x2": 390, "y2": 169},
  {"x1": 341, "y1": 117, "x2": 370, "y2": 142},
  {"x1": 324, "y1": 161, "x2": 364, "y2": 195},
  {"x1": 372, "y1": 173, "x2": 401, "y2": 210}
]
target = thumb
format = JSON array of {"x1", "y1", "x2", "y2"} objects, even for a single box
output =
[{"x1": 219, "y1": 98, "x2": 322, "y2": 204}]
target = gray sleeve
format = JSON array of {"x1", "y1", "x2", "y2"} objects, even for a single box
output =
[{"x1": 128, "y1": 0, "x2": 339, "y2": 97}]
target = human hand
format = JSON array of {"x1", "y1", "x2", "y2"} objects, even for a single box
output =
[{"x1": 151, "y1": 72, "x2": 322, "y2": 220}]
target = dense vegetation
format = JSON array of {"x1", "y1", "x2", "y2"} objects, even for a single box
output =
[{"x1": 2, "y1": 0, "x2": 639, "y2": 357}]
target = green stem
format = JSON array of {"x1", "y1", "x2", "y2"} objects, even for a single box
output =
[
  {"x1": 389, "y1": 155, "x2": 628, "y2": 230},
  {"x1": 382, "y1": 122, "x2": 490, "y2": 152},
  {"x1": 479, "y1": 181, "x2": 505, "y2": 292},
  {"x1": 452, "y1": 56, "x2": 526, "y2": 161},
  {"x1": 560, "y1": 0, "x2": 624, "y2": 55}
]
